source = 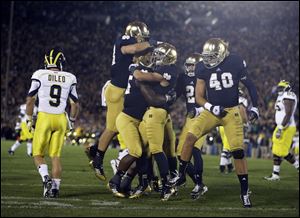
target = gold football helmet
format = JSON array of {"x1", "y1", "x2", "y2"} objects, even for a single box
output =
[
  {"x1": 44, "y1": 48, "x2": 66, "y2": 70},
  {"x1": 125, "y1": 21, "x2": 150, "y2": 42},
  {"x1": 185, "y1": 53, "x2": 202, "y2": 77},
  {"x1": 201, "y1": 38, "x2": 229, "y2": 69},
  {"x1": 151, "y1": 42, "x2": 177, "y2": 66}
]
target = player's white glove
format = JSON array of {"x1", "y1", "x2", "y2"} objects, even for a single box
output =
[
  {"x1": 25, "y1": 114, "x2": 33, "y2": 132},
  {"x1": 69, "y1": 117, "x2": 75, "y2": 131},
  {"x1": 275, "y1": 125, "x2": 284, "y2": 139},
  {"x1": 204, "y1": 102, "x2": 227, "y2": 118},
  {"x1": 248, "y1": 107, "x2": 259, "y2": 124},
  {"x1": 188, "y1": 107, "x2": 204, "y2": 119}
]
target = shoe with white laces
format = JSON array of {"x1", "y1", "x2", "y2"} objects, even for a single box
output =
[
  {"x1": 263, "y1": 173, "x2": 280, "y2": 181},
  {"x1": 190, "y1": 184, "x2": 208, "y2": 200},
  {"x1": 240, "y1": 191, "x2": 252, "y2": 208},
  {"x1": 43, "y1": 175, "x2": 52, "y2": 198}
]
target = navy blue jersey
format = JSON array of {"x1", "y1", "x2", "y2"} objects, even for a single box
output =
[
  {"x1": 152, "y1": 64, "x2": 178, "y2": 111},
  {"x1": 123, "y1": 71, "x2": 149, "y2": 121},
  {"x1": 176, "y1": 73, "x2": 199, "y2": 113},
  {"x1": 196, "y1": 54, "x2": 248, "y2": 108},
  {"x1": 110, "y1": 35, "x2": 137, "y2": 88}
]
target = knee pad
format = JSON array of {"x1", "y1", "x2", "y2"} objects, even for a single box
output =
[
  {"x1": 284, "y1": 153, "x2": 294, "y2": 162},
  {"x1": 232, "y1": 149, "x2": 245, "y2": 159},
  {"x1": 273, "y1": 154, "x2": 282, "y2": 165}
]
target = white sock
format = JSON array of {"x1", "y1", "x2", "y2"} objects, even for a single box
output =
[
  {"x1": 38, "y1": 164, "x2": 49, "y2": 182},
  {"x1": 11, "y1": 141, "x2": 21, "y2": 151},
  {"x1": 220, "y1": 156, "x2": 227, "y2": 166},
  {"x1": 227, "y1": 157, "x2": 232, "y2": 165},
  {"x1": 273, "y1": 165, "x2": 280, "y2": 175},
  {"x1": 52, "y1": 178, "x2": 61, "y2": 190},
  {"x1": 292, "y1": 160, "x2": 299, "y2": 169},
  {"x1": 27, "y1": 142, "x2": 32, "y2": 156}
]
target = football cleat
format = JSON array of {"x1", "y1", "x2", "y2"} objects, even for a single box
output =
[
  {"x1": 107, "y1": 182, "x2": 126, "y2": 198},
  {"x1": 190, "y1": 184, "x2": 208, "y2": 200},
  {"x1": 93, "y1": 159, "x2": 106, "y2": 181},
  {"x1": 89, "y1": 160, "x2": 94, "y2": 170},
  {"x1": 150, "y1": 176, "x2": 162, "y2": 193},
  {"x1": 49, "y1": 189, "x2": 59, "y2": 198},
  {"x1": 169, "y1": 174, "x2": 186, "y2": 187},
  {"x1": 43, "y1": 175, "x2": 52, "y2": 198},
  {"x1": 263, "y1": 173, "x2": 280, "y2": 181},
  {"x1": 160, "y1": 186, "x2": 174, "y2": 201},
  {"x1": 8, "y1": 150, "x2": 14, "y2": 155},
  {"x1": 129, "y1": 185, "x2": 152, "y2": 199},
  {"x1": 240, "y1": 191, "x2": 252, "y2": 208}
]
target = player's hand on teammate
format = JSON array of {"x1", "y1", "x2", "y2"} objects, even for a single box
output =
[
  {"x1": 248, "y1": 107, "x2": 259, "y2": 124},
  {"x1": 165, "y1": 89, "x2": 177, "y2": 105}
]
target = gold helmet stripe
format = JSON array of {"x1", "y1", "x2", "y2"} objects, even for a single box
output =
[
  {"x1": 53, "y1": 52, "x2": 63, "y2": 66},
  {"x1": 49, "y1": 49, "x2": 54, "y2": 64}
]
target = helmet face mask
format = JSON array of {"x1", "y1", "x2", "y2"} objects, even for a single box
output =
[
  {"x1": 137, "y1": 51, "x2": 154, "y2": 68},
  {"x1": 201, "y1": 38, "x2": 229, "y2": 69},
  {"x1": 184, "y1": 53, "x2": 202, "y2": 77},
  {"x1": 150, "y1": 43, "x2": 177, "y2": 66}
]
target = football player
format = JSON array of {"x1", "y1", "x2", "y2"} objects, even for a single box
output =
[
  {"x1": 8, "y1": 103, "x2": 38, "y2": 156},
  {"x1": 92, "y1": 21, "x2": 159, "y2": 181},
  {"x1": 26, "y1": 48, "x2": 79, "y2": 198},
  {"x1": 170, "y1": 38, "x2": 259, "y2": 208},
  {"x1": 133, "y1": 42, "x2": 178, "y2": 201},
  {"x1": 264, "y1": 80, "x2": 299, "y2": 181},
  {"x1": 107, "y1": 51, "x2": 174, "y2": 198},
  {"x1": 175, "y1": 53, "x2": 208, "y2": 199},
  {"x1": 219, "y1": 88, "x2": 248, "y2": 173}
]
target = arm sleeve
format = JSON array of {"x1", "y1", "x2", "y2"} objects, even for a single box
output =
[
  {"x1": 69, "y1": 76, "x2": 78, "y2": 103},
  {"x1": 28, "y1": 79, "x2": 41, "y2": 97},
  {"x1": 120, "y1": 36, "x2": 137, "y2": 46},
  {"x1": 239, "y1": 60, "x2": 258, "y2": 107}
]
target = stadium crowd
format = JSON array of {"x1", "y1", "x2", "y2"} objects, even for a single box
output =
[{"x1": 1, "y1": 1, "x2": 299, "y2": 158}]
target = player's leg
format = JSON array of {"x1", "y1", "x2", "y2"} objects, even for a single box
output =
[
  {"x1": 32, "y1": 112, "x2": 52, "y2": 197},
  {"x1": 144, "y1": 107, "x2": 172, "y2": 201},
  {"x1": 190, "y1": 136, "x2": 208, "y2": 199},
  {"x1": 93, "y1": 83, "x2": 125, "y2": 180},
  {"x1": 222, "y1": 107, "x2": 251, "y2": 208},
  {"x1": 48, "y1": 113, "x2": 68, "y2": 198},
  {"x1": 266, "y1": 126, "x2": 298, "y2": 180},
  {"x1": 163, "y1": 116, "x2": 177, "y2": 178},
  {"x1": 8, "y1": 139, "x2": 22, "y2": 155},
  {"x1": 174, "y1": 110, "x2": 219, "y2": 186},
  {"x1": 109, "y1": 112, "x2": 142, "y2": 197}
]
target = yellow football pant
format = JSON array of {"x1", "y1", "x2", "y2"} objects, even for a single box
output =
[
  {"x1": 272, "y1": 126, "x2": 296, "y2": 157},
  {"x1": 33, "y1": 112, "x2": 67, "y2": 157},
  {"x1": 105, "y1": 82, "x2": 125, "y2": 132},
  {"x1": 20, "y1": 122, "x2": 33, "y2": 141},
  {"x1": 177, "y1": 116, "x2": 206, "y2": 156},
  {"x1": 116, "y1": 112, "x2": 143, "y2": 158},
  {"x1": 189, "y1": 106, "x2": 244, "y2": 151}
]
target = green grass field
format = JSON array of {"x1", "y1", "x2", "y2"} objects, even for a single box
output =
[{"x1": 1, "y1": 139, "x2": 299, "y2": 217}]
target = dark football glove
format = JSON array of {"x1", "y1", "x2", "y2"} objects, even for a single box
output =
[
  {"x1": 165, "y1": 90, "x2": 177, "y2": 105},
  {"x1": 248, "y1": 107, "x2": 259, "y2": 124}
]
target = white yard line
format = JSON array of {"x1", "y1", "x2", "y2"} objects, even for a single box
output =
[{"x1": 1, "y1": 196, "x2": 297, "y2": 212}]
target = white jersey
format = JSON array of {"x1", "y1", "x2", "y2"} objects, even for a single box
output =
[
  {"x1": 19, "y1": 104, "x2": 38, "y2": 122},
  {"x1": 28, "y1": 69, "x2": 78, "y2": 114},
  {"x1": 275, "y1": 91, "x2": 297, "y2": 127}
]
